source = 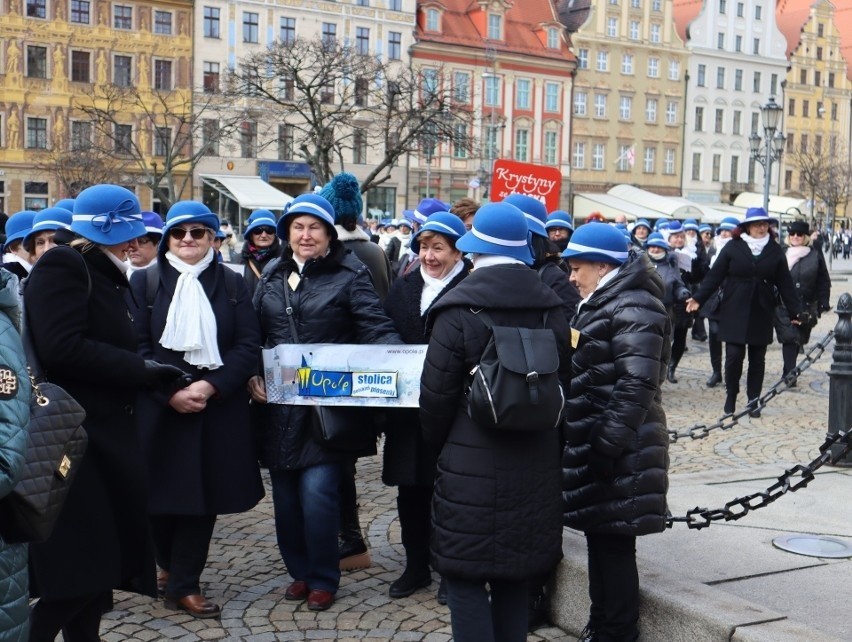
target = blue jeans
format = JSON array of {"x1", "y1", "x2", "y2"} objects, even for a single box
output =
[
  {"x1": 445, "y1": 576, "x2": 528, "y2": 642},
  {"x1": 270, "y1": 464, "x2": 341, "y2": 594}
]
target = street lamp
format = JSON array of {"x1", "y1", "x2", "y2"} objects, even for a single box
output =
[{"x1": 749, "y1": 96, "x2": 786, "y2": 239}]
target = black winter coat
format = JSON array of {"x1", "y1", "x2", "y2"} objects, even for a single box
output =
[
  {"x1": 239, "y1": 240, "x2": 280, "y2": 299},
  {"x1": 253, "y1": 241, "x2": 401, "y2": 471},
  {"x1": 129, "y1": 259, "x2": 264, "y2": 516},
  {"x1": 562, "y1": 252, "x2": 671, "y2": 536},
  {"x1": 788, "y1": 247, "x2": 830, "y2": 311},
  {"x1": 692, "y1": 237, "x2": 802, "y2": 345},
  {"x1": 536, "y1": 259, "x2": 581, "y2": 320},
  {"x1": 382, "y1": 260, "x2": 470, "y2": 487},
  {"x1": 25, "y1": 245, "x2": 155, "y2": 600},
  {"x1": 420, "y1": 264, "x2": 570, "y2": 581},
  {"x1": 648, "y1": 253, "x2": 690, "y2": 308},
  {"x1": 337, "y1": 225, "x2": 392, "y2": 301}
]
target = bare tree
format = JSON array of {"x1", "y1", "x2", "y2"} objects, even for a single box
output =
[
  {"x1": 789, "y1": 139, "x2": 852, "y2": 228},
  {"x1": 37, "y1": 140, "x2": 133, "y2": 198},
  {"x1": 228, "y1": 37, "x2": 473, "y2": 191}
]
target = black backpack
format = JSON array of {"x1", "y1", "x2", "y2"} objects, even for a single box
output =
[{"x1": 467, "y1": 310, "x2": 564, "y2": 431}]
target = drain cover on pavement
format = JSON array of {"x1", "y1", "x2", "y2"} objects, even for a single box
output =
[{"x1": 773, "y1": 535, "x2": 852, "y2": 558}]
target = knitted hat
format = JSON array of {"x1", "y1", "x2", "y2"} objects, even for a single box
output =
[
  {"x1": 561, "y1": 222, "x2": 630, "y2": 265},
  {"x1": 633, "y1": 218, "x2": 652, "y2": 232},
  {"x1": 277, "y1": 193, "x2": 337, "y2": 241},
  {"x1": 698, "y1": 224, "x2": 713, "y2": 234},
  {"x1": 141, "y1": 211, "x2": 164, "y2": 236},
  {"x1": 319, "y1": 173, "x2": 363, "y2": 224},
  {"x1": 740, "y1": 207, "x2": 772, "y2": 226},
  {"x1": 455, "y1": 202, "x2": 534, "y2": 265},
  {"x1": 160, "y1": 201, "x2": 219, "y2": 250},
  {"x1": 502, "y1": 194, "x2": 548, "y2": 238},
  {"x1": 788, "y1": 220, "x2": 810, "y2": 236},
  {"x1": 411, "y1": 211, "x2": 466, "y2": 253},
  {"x1": 644, "y1": 232, "x2": 670, "y2": 250},
  {"x1": 545, "y1": 210, "x2": 574, "y2": 232},
  {"x1": 4, "y1": 211, "x2": 37, "y2": 249},
  {"x1": 717, "y1": 216, "x2": 740, "y2": 233},
  {"x1": 411, "y1": 198, "x2": 449, "y2": 226},
  {"x1": 71, "y1": 184, "x2": 146, "y2": 246},
  {"x1": 683, "y1": 218, "x2": 700, "y2": 232},
  {"x1": 244, "y1": 209, "x2": 278, "y2": 238},
  {"x1": 55, "y1": 198, "x2": 76, "y2": 211},
  {"x1": 23, "y1": 207, "x2": 73, "y2": 251}
]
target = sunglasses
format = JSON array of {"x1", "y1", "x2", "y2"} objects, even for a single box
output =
[
  {"x1": 252, "y1": 226, "x2": 276, "y2": 236},
  {"x1": 136, "y1": 236, "x2": 154, "y2": 245},
  {"x1": 789, "y1": 231, "x2": 806, "y2": 237},
  {"x1": 168, "y1": 227, "x2": 209, "y2": 241}
]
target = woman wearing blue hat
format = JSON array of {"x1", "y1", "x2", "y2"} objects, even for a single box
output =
[
  {"x1": 687, "y1": 208, "x2": 803, "y2": 416},
  {"x1": 645, "y1": 233, "x2": 691, "y2": 316},
  {"x1": 629, "y1": 218, "x2": 652, "y2": 250},
  {"x1": 22, "y1": 206, "x2": 73, "y2": 263},
  {"x1": 249, "y1": 193, "x2": 400, "y2": 612},
  {"x1": 419, "y1": 202, "x2": 571, "y2": 641},
  {"x1": 1, "y1": 210, "x2": 36, "y2": 280},
  {"x1": 26, "y1": 184, "x2": 190, "y2": 641},
  {"x1": 130, "y1": 200, "x2": 263, "y2": 618},
  {"x1": 561, "y1": 223, "x2": 670, "y2": 642},
  {"x1": 381, "y1": 212, "x2": 471, "y2": 602},
  {"x1": 238, "y1": 209, "x2": 280, "y2": 295}
]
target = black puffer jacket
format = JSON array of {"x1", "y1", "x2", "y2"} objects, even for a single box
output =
[
  {"x1": 420, "y1": 264, "x2": 570, "y2": 581},
  {"x1": 562, "y1": 252, "x2": 671, "y2": 536},
  {"x1": 253, "y1": 241, "x2": 401, "y2": 471}
]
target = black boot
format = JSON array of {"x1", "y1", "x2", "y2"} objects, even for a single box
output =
[
  {"x1": 389, "y1": 566, "x2": 432, "y2": 599},
  {"x1": 724, "y1": 392, "x2": 737, "y2": 415},
  {"x1": 747, "y1": 398, "x2": 761, "y2": 418},
  {"x1": 339, "y1": 461, "x2": 371, "y2": 571},
  {"x1": 667, "y1": 364, "x2": 678, "y2": 384},
  {"x1": 706, "y1": 371, "x2": 722, "y2": 388},
  {"x1": 390, "y1": 485, "x2": 433, "y2": 597}
]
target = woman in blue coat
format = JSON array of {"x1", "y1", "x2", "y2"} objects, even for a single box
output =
[{"x1": 131, "y1": 201, "x2": 263, "y2": 619}]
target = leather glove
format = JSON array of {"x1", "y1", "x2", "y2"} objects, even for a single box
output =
[
  {"x1": 587, "y1": 449, "x2": 615, "y2": 482},
  {"x1": 143, "y1": 360, "x2": 193, "y2": 391}
]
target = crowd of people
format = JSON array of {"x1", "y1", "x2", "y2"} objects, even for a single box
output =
[{"x1": 0, "y1": 178, "x2": 835, "y2": 642}]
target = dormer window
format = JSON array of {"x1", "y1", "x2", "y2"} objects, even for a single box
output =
[
  {"x1": 425, "y1": 7, "x2": 440, "y2": 32},
  {"x1": 487, "y1": 13, "x2": 503, "y2": 40},
  {"x1": 547, "y1": 27, "x2": 560, "y2": 49}
]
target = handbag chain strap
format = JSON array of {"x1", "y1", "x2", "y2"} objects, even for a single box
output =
[{"x1": 28, "y1": 367, "x2": 48, "y2": 407}]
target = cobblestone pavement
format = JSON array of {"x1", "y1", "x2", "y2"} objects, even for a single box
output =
[{"x1": 98, "y1": 262, "x2": 852, "y2": 641}]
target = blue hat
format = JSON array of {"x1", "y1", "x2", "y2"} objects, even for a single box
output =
[
  {"x1": 4, "y1": 211, "x2": 37, "y2": 250},
  {"x1": 644, "y1": 232, "x2": 670, "y2": 250},
  {"x1": 545, "y1": 210, "x2": 574, "y2": 232},
  {"x1": 23, "y1": 207, "x2": 73, "y2": 250},
  {"x1": 456, "y1": 202, "x2": 534, "y2": 265},
  {"x1": 655, "y1": 217, "x2": 671, "y2": 231},
  {"x1": 397, "y1": 218, "x2": 413, "y2": 231},
  {"x1": 277, "y1": 193, "x2": 337, "y2": 240},
  {"x1": 698, "y1": 224, "x2": 713, "y2": 234},
  {"x1": 160, "y1": 201, "x2": 219, "y2": 249},
  {"x1": 666, "y1": 220, "x2": 685, "y2": 234},
  {"x1": 683, "y1": 218, "x2": 700, "y2": 232},
  {"x1": 319, "y1": 173, "x2": 363, "y2": 223},
  {"x1": 718, "y1": 216, "x2": 740, "y2": 233},
  {"x1": 740, "y1": 207, "x2": 772, "y2": 226},
  {"x1": 71, "y1": 184, "x2": 146, "y2": 246},
  {"x1": 215, "y1": 228, "x2": 226, "y2": 240},
  {"x1": 633, "y1": 218, "x2": 652, "y2": 232},
  {"x1": 410, "y1": 212, "x2": 466, "y2": 253},
  {"x1": 55, "y1": 198, "x2": 75, "y2": 211},
  {"x1": 141, "y1": 211, "x2": 164, "y2": 236},
  {"x1": 561, "y1": 222, "x2": 630, "y2": 265},
  {"x1": 502, "y1": 194, "x2": 548, "y2": 238},
  {"x1": 411, "y1": 198, "x2": 447, "y2": 226},
  {"x1": 244, "y1": 209, "x2": 278, "y2": 238},
  {"x1": 380, "y1": 218, "x2": 393, "y2": 228}
]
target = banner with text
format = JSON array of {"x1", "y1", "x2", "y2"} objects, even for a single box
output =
[
  {"x1": 262, "y1": 344, "x2": 427, "y2": 407},
  {"x1": 490, "y1": 159, "x2": 563, "y2": 212}
]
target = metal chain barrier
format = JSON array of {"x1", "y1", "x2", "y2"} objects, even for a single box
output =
[
  {"x1": 666, "y1": 427, "x2": 852, "y2": 529},
  {"x1": 667, "y1": 329, "x2": 836, "y2": 443}
]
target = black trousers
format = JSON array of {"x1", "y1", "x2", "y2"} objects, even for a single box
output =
[
  {"x1": 670, "y1": 325, "x2": 688, "y2": 368},
  {"x1": 708, "y1": 321, "x2": 722, "y2": 374},
  {"x1": 586, "y1": 533, "x2": 640, "y2": 642},
  {"x1": 445, "y1": 576, "x2": 528, "y2": 642},
  {"x1": 339, "y1": 458, "x2": 363, "y2": 542},
  {"x1": 397, "y1": 484, "x2": 432, "y2": 571},
  {"x1": 30, "y1": 591, "x2": 110, "y2": 642},
  {"x1": 725, "y1": 343, "x2": 767, "y2": 403},
  {"x1": 149, "y1": 513, "x2": 217, "y2": 598}
]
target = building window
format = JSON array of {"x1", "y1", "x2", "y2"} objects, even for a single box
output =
[
  {"x1": 26, "y1": 117, "x2": 47, "y2": 149},
  {"x1": 734, "y1": 69, "x2": 743, "y2": 90},
  {"x1": 453, "y1": 72, "x2": 470, "y2": 103},
  {"x1": 320, "y1": 81, "x2": 334, "y2": 104},
  {"x1": 240, "y1": 121, "x2": 257, "y2": 158},
  {"x1": 695, "y1": 106, "x2": 704, "y2": 131},
  {"x1": 643, "y1": 147, "x2": 655, "y2": 173},
  {"x1": 26, "y1": 0, "x2": 47, "y2": 18},
  {"x1": 720, "y1": 0, "x2": 726, "y2": 13},
  {"x1": 154, "y1": 60, "x2": 172, "y2": 90},
  {"x1": 770, "y1": 73, "x2": 778, "y2": 94},
  {"x1": 814, "y1": 70, "x2": 821, "y2": 87},
  {"x1": 732, "y1": 110, "x2": 741, "y2": 134},
  {"x1": 422, "y1": 68, "x2": 438, "y2": 100},
  {"x1": 650, "y1": 24, "x2": 661, "y2": 43},
  {"x1": 802, "y1": 100, "x2": 809, "y2": 118},
  {"x1": 712, "y1": 154, "x2": 721, "y2": 182},
  {"x1": 629, "y1": 20, "x2": 640, "y2": 40},
  {"x1": 788, "y1": 98, "x2": 795, "y2": 115},
  {"x1": 752, "y1": 71, "x2": 761, "y2": 92},
  {"x1": 621, "y1": 54, "x2": 634, "y2": 75},
  {"x1": 832, "y1": 103, "x2": 838, "y2": 120},
  {"x1": 592, "y1": 143, "x2": 605, "y2": 170},
  {"x1": 596, "y1": 51, "x2": 609, "y2": 72},
  {"x1": 735, "y1": 35, "x2": 742, "y2": 52},
  {"x1": 607, "y1": 17, "x2": 618, "y2": 37},
  {"x1": 24, "y1": 182, "x2": 48, "y2": 210},
  {"x1": 515, "y1": 79, "x2": 531, "y2": 109},
  {"x1": 70, "y1": 121, "x2": 91, "y2": 151},
  {"x1": 578, "y1": 49, "x2": 589, "y2": 69},
  {"x1": 26, "y1": 45, "x2": 47, "y2": 78},
  {"x1": 388, "y1": 31, "x2": 401, "y2": 59},
  {"x1": 828, "y1": 72, "x2": 835, "y2": 88},
  {"x1": 203, "y1": 7, "x2": 220, "y2": 38},
  {"x1": 646, "y1": 98, "x2": 657, "y2": 122},
  {"x1": 484, "y1": 124, "x2": 501, "y2": 160},
  {"x1": 697, "y1": 64, "x2": 705, "y2": 87},
  {"x1": 800, "y1": 133, "x2": 808, "y2": 153},
  {"x1": 70, "y1": 50, "x2": 90, "y2": 82},
  {"x1": 750, "y1": 112, "x2": 759, "y2": 134},
  {"x1": 572, "y1": 141, "x2": 585, "y2": 169},
  {"x1": 484, "y1": 75, "x2": 500, "y2": 106},
  {"x1": 114, "y1": 55, "x2": 132, "y2": 86},
  {"x1": 547, "y1": 27, "x2": 559, "y2": 49},
  {"x1": 737, "y1": 2, "x2": 744, "y2": 17},
  {"x1": 631, "y1": 0, "x2": 641, "y2": 8},
  {"x1": 514, "y1": 129, "x2": 529, "y2": 162},
  {"x1": 753, "y1": 38, "x2": 759, "y2": 54},
  {"x1": 114, "y1": 5, "x2": 132, "y2": 30},
  {"x1": 544, "y1": 82, "x2": 559, "y2": 112},
  {"x1": 280, "y1": 17, "x2": 295, "y2": 44},
  {"x1": 277, "y1": 124, "x2": 294, "y2": 160},
  {"x1": 202, "y1": 119, "x2": 219, "y2": 156},
  {"x1": 619, "y1": 96, "x2": 632, "y2": 120},
  {"x1": 425, "y1": 8, "x2": 439, "y2": 31},
  {"x1": 154, "y1": 127, "x2": 170, "y2": 156},
  {"x1": 353, "y1": 129, "x2": 367, "y2": 163},
  {"x1": 356, "y1": 27, "x2": 370, "y2": 55},
  {"x1": 594, "y1": 94, "x2": 607, "y2": 117},
  {"x1": 544, "y1": 131, "x2": 558, "y2": 165},
  {"x1": 243, "y1": 12, "x2": 259, "y2": 43},
  {"x1": 617, "y1": 144, "x2": 631, "y2": 171},
  {"x1": 322, "y1": 22, "x2": 336, "y2": 46},
  {"x1": 354, "y1": 77, "x2": 368, "y2": 107},
  {"x1": 203, "y1": 62, "x2": 219, "y2": 93},
  {"x1": 668, "y1": 60, "x2": 680, "y2": 81},
  {"x1": 389, "y1": 0, "x2": 402, "y2": 9},
  {"x1": 652, "y1": 0, "x2": 661, "y2": 10},
  {"x1": 154, "y1": 11, "x2": 172, "y2": 35},
  {"x1": 356, "y1": 0, "x2": 369, "y2": 5},
  {"x1": 691, "y1": 152, "x2": 701, "y2": 181},
  {"x1": 666, "y1": 101, "x2": 677, "y2": 124},
  {"x1": 70, "y1": 0, "x2": 89, "y2": 24},
  {"x1": 717, "y1": 32, "x2": 724, "y2": 49},
  {"x1": 648, "y1": 57, "x2": 659, "y2": 78},
  {"x1": 664, "y1": 148, "x2": 675, "y2": 174},
  {"x1": 487, "y1": 14, "x2": 502, "y2": 40},
  {"x1": 715, "y1": 108, "x2": 724, "y2": 133},
  {"x1": 279, "y1": 73, "x2": 294, "y2": 101},
  {"x1": 452, "y1": 123, "x2": 468, "y2": 159},
  {"x1": 114, "y1": 123, "x2": 132, "y2": 154},
  {"x1": 573, "y1": 92, "x2": 587, "y2": 116},
  {"x1": 755, "y1": 4, "x2": 762, "y2": 19},
  {"x1": 716, "y1": 67, "x2": 725, "y2": 89}
]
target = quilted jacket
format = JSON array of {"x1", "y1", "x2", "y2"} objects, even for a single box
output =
[
  {"x1": 562, "y1": 252, "x2": 671, "y2": 536},
  {"x1": 0, "y1": 269, "x2": 32, "y2": 642}
]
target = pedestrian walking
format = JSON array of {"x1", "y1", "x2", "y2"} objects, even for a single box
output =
[{"x1": 700, "y1": 217, "x2": 739, "y2": 388}]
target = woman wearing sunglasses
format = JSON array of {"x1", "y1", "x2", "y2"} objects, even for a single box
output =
[
  {"x1": 130, "y1": 201, "x2": 264, "y2": 618},
  {"x1": 238, "y1": 210, "x2": 280, "y2": 296},
  {"x1": 774, "y1": 220, "x2": 831, "y2": 383}
]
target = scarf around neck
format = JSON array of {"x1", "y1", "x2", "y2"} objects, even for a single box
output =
[
  {"x1": 786, "y1": 245, "x2": 811, "y2": 270},
  {"x1": 159, "y1": 248, "x2": 223, "y2": 370},
  {"x1": 419, "y1": 259, "x2": 465, "y2": 315},
  {"x1": 740, "y1": 232, "x2": 770, "y2": 256}
]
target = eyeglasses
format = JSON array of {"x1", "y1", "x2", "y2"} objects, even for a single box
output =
[
  {"x1": 168, "y1": 227, "x2": 209, "y2": 241},
  {"x1": 789, "y1": 231, "x2": 806, "y2": 237},
  {"x1": 252, "y1": 226, "x2": 276, "y2": 236},
  {"x1": 136, "y1": 236, "x2": 155, "y2": 245}
]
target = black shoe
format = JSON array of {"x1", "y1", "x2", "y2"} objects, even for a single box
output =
[
  {"x1": 692, "y1": 332, "x2": 708, "y2": 342},
  {"x1": 706, "y1": 371, "x2": 722, "y2": 388},
  {"x1": 724, "y1": 394, "x2": 736, "y2": 415},
  {"x1": 389, "y1": 568, "x2": 431, "y2": 599},
  {"x1": 436, "y1": 576, "x2": 447, "y2": 605},
  {"x1": 666, "y1": 366, "x2": 677, "y2": 384},
  {"x1": 747, "y1": 399, "x2": 761, "y2": 418},
  {"x1": 339, "y1": 536, "x2": 371, "y2": 570},
  {"x1": 578, "y1": 624, "x2": 597, "y2": 642}
]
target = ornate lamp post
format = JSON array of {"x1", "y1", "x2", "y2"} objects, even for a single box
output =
[{"x1": 749, "y1": 97, "x2": 786, "y2": 240}]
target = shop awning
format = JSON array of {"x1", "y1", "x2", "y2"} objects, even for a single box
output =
[
  {"x1": 732, "y1": 192, "x2": 807, "y2": 217},
  {"x1": 200, "y1": 174, "x2": 293, "y2": 211}
]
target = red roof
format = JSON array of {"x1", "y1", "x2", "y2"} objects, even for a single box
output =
[
  {"x1": 777, "y1": 0, "x2": 852, "y2": 80},
  {"x1": 673, "y1": 0, "x2": 704, "y2": 44},
  {"x1": 416, "y1": 0, "x2": 575, "y2": 63}
]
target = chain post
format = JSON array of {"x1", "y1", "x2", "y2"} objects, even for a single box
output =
[{"x1": 828, "y1": 293, "x2": 852, "y2": 466}]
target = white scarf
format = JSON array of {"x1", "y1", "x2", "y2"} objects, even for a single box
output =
[
  {"x1": 419, "y1": 260, "x2": 464, "y2": 315},
  {"x1": 786, "y1": 245, "x2": 811, "y2": 270},
  {"x1": 159, "y1": 248, "x2": 223, "y2": 370},
  {"x1": 710, "y1": 237, "x2": 730, "y2": 268},
  {"x1": 741, "y1": 232, "x2": 770, "y2": 256},
  {"x1": 471, "y1": 254, "x2": 525, "y2": 269},
  {"x1": 2, "y1": 253, "x2": 31, "y2": 273}
]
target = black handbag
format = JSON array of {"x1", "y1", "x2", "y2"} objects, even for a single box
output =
[{"x1": 0, "y1": 266, "x2": 89, "y2": 543}]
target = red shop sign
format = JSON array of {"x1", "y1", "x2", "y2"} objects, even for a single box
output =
[{"x1": 490, "y1": 160, "x2": 563, "y2": 212}]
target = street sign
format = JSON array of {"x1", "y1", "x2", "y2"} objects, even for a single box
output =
[{"x1": 489, "y1": 159, "x2": 563, "y2": 212}]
